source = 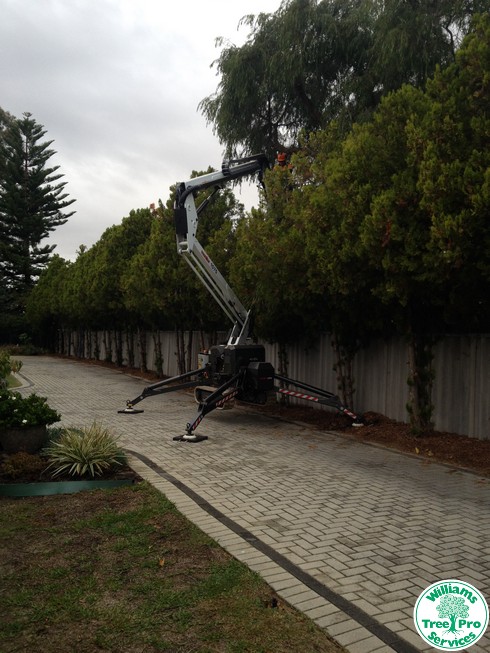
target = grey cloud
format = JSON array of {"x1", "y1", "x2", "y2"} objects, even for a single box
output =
[{"x1": 1, "y1": 0, "x2": 279, "y2": 259}]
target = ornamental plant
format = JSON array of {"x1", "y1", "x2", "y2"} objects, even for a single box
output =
[
  {"x1": 44, "y1": 422, "x2": 127, "y2": 478},
  {"x1": 0, "y1": 389, "x2": 61, "y2": 429}
]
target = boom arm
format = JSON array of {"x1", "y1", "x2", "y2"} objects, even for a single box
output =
[
  {"x1": 173, "y1": 155, "x2": 268, "y2": 346},
  {"x1": 119, "y1": 152, "x2": 364, "y2": 436}
]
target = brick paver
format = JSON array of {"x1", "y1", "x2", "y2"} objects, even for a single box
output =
[{"x1": 13, "y1": 356, "x2": 490, "y2": 653}]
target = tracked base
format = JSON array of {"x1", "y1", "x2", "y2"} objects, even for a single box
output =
[
  {"x1": 118, "y1": 408, "x2": 144, "y2": 414},
  {"x1": 173, "y1": 433, "x2": 208, "y2": 443}
]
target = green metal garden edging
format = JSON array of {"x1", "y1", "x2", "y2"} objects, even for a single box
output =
[{"x1": 0, "y1": 479, "x2": 135, "y2": 497}]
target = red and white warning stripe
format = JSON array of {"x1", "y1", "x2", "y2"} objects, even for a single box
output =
[
  {"x1": 278, "y1": 388, "x2": 319, "y2": 402},
  {"x1": 215, "y1": 388, "x2": 239, "y2": 408}
]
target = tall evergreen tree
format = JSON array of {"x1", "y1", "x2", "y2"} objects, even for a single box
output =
[
  {"x1": 0, "y1": 107, "x2": 14, "y2": 138},
  {"x1": 0, "y1": 112, "x2": 75, "y2": 307},
  {"x1": 200, "y1": 0, "x2": 486, "y2": 157}
]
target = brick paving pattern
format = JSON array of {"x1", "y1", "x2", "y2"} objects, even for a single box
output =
[{"x1": 15, "y1": 356, "x2": 490, "y2": 653}]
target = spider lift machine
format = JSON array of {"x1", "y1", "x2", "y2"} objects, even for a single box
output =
[{"x1": 119, "y1": 154, "x2": 363, "y2": 441}]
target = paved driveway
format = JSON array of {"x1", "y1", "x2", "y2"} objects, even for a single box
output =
[{"x1": 14, "y1": 356, "x2": 490, "y2": 653}]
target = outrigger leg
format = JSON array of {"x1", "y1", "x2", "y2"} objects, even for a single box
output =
[
  {"x1": 173, "y1": 370, "x2": 243, "y2": 443},
  {"x1": 274, "y1": 373, "x2": 364, "y2": 426},
  {"x1": 118, "y1": 366, "x2": 208, "y2": 414}
]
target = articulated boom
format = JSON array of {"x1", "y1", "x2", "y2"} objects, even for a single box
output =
[
  {"x1": 119, "y1": 154, "x2": 363, "y2": 441},
  {"x1": 174, "y1": 155, "x2": 267, "y2": 346}
]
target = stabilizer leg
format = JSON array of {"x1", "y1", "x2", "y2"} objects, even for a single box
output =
[
  {"x1": 274, "y1": 373, "x2": 364, "y2": 426},
  {"x1": 118, "y1": 366, "x2": 208, "y2": 414},
  {"x1": 173, "y1": 372, "x2": 242, "y2": 442}
]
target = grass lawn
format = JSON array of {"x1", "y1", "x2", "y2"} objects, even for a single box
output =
[{"x1": 0, "y1": 482, "x2": 344, "y2": 653}]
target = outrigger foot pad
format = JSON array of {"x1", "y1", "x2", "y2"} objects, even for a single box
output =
[
  {"x1": 118, "y1": 408, "x2": 144, "y2": 414},
  {"x1": 173, "y1": 433, "x2": 208, "y2": 443}
]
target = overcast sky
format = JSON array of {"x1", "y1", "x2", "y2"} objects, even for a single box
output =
[{"x1": 1, "y1": 0, "x2": 282, "y2": 260}]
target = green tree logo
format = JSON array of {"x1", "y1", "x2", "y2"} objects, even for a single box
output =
[
  {"x1": 414, "y1": 579, "x2": 489, "y2": 650},
  {"x1": 437, "y1": 595, "x2": 469, "y2": 635}
]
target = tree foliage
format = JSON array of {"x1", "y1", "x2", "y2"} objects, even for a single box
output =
[
  {"x1": 0, "y1": 111, "x2": 75, "y2": 343},
  {"x1": 0, "y1": 107, "x2": 14, "y2": 139},
  {"x1": 82, "y1": 209, "x2": 154, "y2": 330},
  {"x1": 25, "y1": 254, "x2": 71, "y2": 348},
  {"x1": 27, "y1": 170, "x2": 245, "y2": 369},
  {"x1": 436, "y1": 595, "x2": 470, "y2": 634},
  {"x1": 0, "y1": 112, "x2": 75, "y2": 295},
  {"x1": 287, "y1": 13, "x2": 490, "y2": 429},
  {"x1": 200, "y1": 0, "x2": 487, "y2": 157},
  {"x1": 200, "y1": 0, "x2": 371, "y2": 157},
  {"x1": 413, "y1": 12, "x2": 490, "y2": 330}
]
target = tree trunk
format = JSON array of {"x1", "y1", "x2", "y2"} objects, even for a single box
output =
[
  {"x1": 126, "y1": 329, "x2": 135, "y2": 369},
  {"x1": 152, "y1": 331, "x2": 164, "y2": 377},
  {"x1": 86, "y1": 330, "x2": 92, "y2": 359},
  {"x1": 76, "y1": 328, "x2": 85, "y2": 358},
  {"x1": 406, "y1": 330, "x2": 435, "y2": 435},
  {"x1": 277, "y1": 342, "x2": 289, "y2": 405},
  {"x1": 186, "y1": 330, "x2": 193, "y2": 372},
  {"x1": 331, "y1": 332, "x2": 355, "y2": 408},
  {"x1": 103, "y1": 330, "x2": 113, "y2": 363},
  {"x1": 93, "y1": 331, "x2": 100, "y2": 361},
  {"x1": 57, "y1": 329, "x2": 64, "y2": 355},
  {"x1": 448, "y1": 614, "x2": 458, "y2": 634},
  {"x1": 199, "y1": 330, "x2": 206, "y2": 352},
  {"x1": 175, "y1": 327, "x2": 186, "y2": 375},
  {"x1": 114, "y1": 329, "x2": 123, "y2": 366},
  {"x1": 138, "y1": 327, "x2": 147, "y2": 373}
]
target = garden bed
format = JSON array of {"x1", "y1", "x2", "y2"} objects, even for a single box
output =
[{"x1": 0, "y1": 451, "x2": 142, "y2": 496}]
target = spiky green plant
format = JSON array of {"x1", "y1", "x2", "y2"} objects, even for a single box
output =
[{"x1": 44, "y1": 422, "x2": 127, "y2": 478}]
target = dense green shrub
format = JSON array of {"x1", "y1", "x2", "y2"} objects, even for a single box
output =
[{"x1": 0, "y1": 389, "x2": 60, "y2": 428}]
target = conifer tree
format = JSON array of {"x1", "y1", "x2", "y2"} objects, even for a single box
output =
[{"x1": 0, "y1": 112, "x2": 75, "y2": 306}]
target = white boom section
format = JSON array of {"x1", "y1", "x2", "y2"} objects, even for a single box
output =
[
  {"x1": 177, "y1": 191, "x2": 251, "y2": 346},
  {"x1": 174, "y1": 157, "x2": 267, "y2": 346}
]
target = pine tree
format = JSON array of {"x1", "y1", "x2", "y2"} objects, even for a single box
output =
[{"x1": 0, "y1": 112, "x2": 75, "y2": 305}]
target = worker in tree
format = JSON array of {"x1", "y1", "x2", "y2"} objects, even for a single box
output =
[
  {"x1": 275, "y1": 152, "x2": 294, "y2": 174},
  {"x1": 276, "y1": 152, "x2": 288, "y2": 166}
]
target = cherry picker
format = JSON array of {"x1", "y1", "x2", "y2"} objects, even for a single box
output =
[{"x1": 119, "y1": 154, "x2": 363, "y2": 441}]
